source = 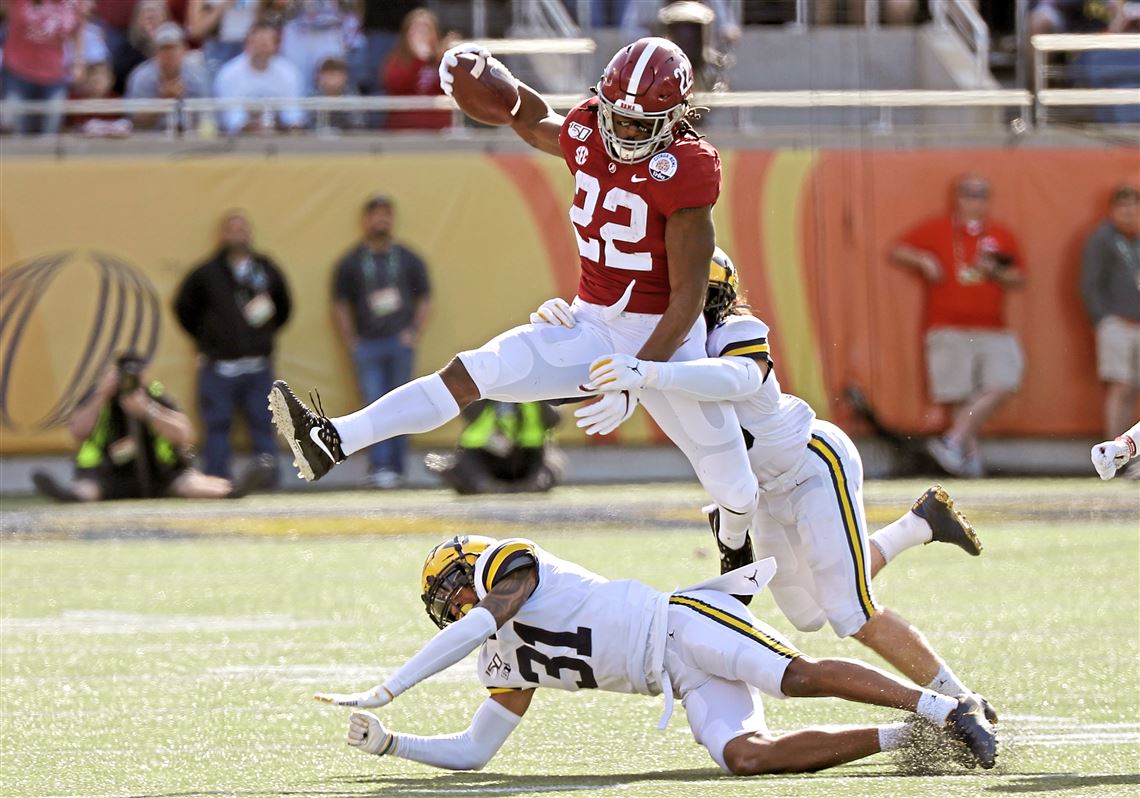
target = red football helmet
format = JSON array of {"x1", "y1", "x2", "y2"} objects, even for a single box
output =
[{"x1": 596, "y1": 37, "x2": 695, "y2": 164}]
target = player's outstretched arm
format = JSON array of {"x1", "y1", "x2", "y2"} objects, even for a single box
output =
[
  {"x1": 345, "y1": 690, "x2": 533, "y2": 770},
  {"x1": 508, "y1": 82, "x2": 565, "y2": 157},
  {"x1": 1092, "y1": 419, "x2": 1140, "y2": 479},
  {"x1": 583, "y1": 353, "x2": 771, "y2": 403},
  {"x1": 636, "y1": 206, "x2": 715, "y2": 362}
]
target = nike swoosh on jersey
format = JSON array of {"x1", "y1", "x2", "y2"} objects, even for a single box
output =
[
  {"x1": 631, "y1": 175, "x2": 647, "y2": 182},
  {"x1": 309, "y1": 427, "x2": 333, "y2": 461}
]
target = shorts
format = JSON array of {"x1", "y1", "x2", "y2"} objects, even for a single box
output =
[
  {"x1": 663, "y1": 589, "x2": 799, "y2": 772},
  {"x1": 752, "y1": 420, "x2": 879, "y2": 638},
  {"x1": 924, "y1": 327, "x2": 1024, "y2": 403},
  {"x1": 76, "y1": 467, "x2": 186, "y2": 500},
  {"x1": 1096, "y1": 315, "x2": 1140, "y2": 387}
]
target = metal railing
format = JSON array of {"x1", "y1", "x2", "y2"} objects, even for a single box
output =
[
  {"x1": 1032, "y1": 33, "x2": 1140, "y2": 123},
  {"x1": 931, "y1": 0, "x2": 992, "y2": 86}
]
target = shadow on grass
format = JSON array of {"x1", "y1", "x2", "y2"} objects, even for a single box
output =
[
  {"x1": 985, "y1": 773, "x2": 1140, "y2": 793},
  {"x1": 324, "y1": 768, "x2": 726, "y2": 795}
]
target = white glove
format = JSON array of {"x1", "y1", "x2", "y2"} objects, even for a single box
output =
[
  {"x1": 347, "y1": 711, "x2": 392, "y2": 756},
  {"x1": 1091, "y1": 439, "x2": 1131, "y2": 480},
  {"x1": 314, "y1": 684, "x2": 392, "y2": 709},
  {"x1": 529, "y1": 297, "x2": 575, "y2": 328},
  {"x1": 583, "y1": 353, "x2": 656, "y2": 392},
  {"x1": 438, "y1": 42, "x2": 495, "y2": 97},
  {"x1": 574, "y1": 390, "x2": 639, "y2": 436}
]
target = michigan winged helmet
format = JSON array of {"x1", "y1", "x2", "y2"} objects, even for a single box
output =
[
  {"x1": 704, "y1": 246, "x2": 740, "y2": 329},
  {"x1": 420, "y1": 535, "x2": 496, "y2": 629}
]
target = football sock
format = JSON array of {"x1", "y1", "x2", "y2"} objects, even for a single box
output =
[
  {"x1": 869, "y1": 511, "x2": 931, "y2": 563},
  {"x1": 916, "y1": 691, "x2": 957, "y2": 725},
  {"x1": 717, "y1": 502, "x2": 752, "y2": 550},
  {"x1": 334, "y1": 374, "x2": 460, "y2": 457},
  {"x1": 925, "y1": 663, "x2": 970, "y2": 698},
  {"x1": 877, "y1": 722, "x2": 908, "y2": 752}
]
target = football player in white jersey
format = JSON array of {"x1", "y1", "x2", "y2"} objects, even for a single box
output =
[
  {"x1": 532, "y1": 247, "x2": 996, "y2": 722},
  {"x1": 314, "y1": 536, "x2": 997, "y2": 774}
]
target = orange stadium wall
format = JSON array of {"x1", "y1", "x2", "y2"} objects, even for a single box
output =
[{"x1": 0, "y1": 146, "x2": 1135, "y2": 455}]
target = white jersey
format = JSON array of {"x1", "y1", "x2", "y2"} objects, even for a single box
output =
[
  {"x1": 706, "y1": 314, "x2": 816, "y2": 482},
  {"x1": 472, "y1": 538, "x2": 668, "y2": 696}
]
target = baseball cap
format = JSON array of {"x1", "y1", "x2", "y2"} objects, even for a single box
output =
[
  {"x1": 364, "y1": 194, "x2": 394, "y2": 211},
  {"x1": 154, "y1": 22, "x2": 185, "y2": 47}
]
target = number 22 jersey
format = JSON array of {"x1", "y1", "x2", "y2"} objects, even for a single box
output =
[
  {"x1": 558, "y1": 98, "x2": 721, "y2": 315},
  {"x1": 473, "y1": 538, "x2": 668, "y2": 696}
]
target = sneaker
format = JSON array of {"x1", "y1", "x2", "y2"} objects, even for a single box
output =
[
  {"x1": 230, "y1": 454, "x2": 279, "y2": 498},
  {"x1": 912, "y1": 485, "x2": 983, "y2": 556},
  {"x1": 267, "y1": 381, "x2": 345, "y2": 482},
  {"x1": 945, "y1": 694, "x2": 998, "y2": 770},
  {"x1": 32, "y1": 471, "x2": 79, "y2": 503},
  {"x1": 705, "y1": 504, "x2": 756, "y2": 605},
  {"x1": 926, "y1": 437, "x2": 966, "y2": 476}
]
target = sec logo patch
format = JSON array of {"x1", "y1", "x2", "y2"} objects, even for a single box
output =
[
  {"x1": 575, "y1": 145, "x2": 588, "y2": 165},
  {"x1": 649, "y1": 152, "x2": 678, "y2": 181}
]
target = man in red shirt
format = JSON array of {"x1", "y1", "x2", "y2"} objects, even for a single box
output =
[
  {"x1": 891, "y1": 174, "x2": 1026, "y2": 477},
  {"x1": 271, "y1": 38, "x2": 760, "y2": 571},
  {"x1": 2, "y1": 0, "x2": 85, "y2": 135}
]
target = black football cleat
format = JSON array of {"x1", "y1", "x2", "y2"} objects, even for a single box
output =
[
  {"x1": 945, "y1": 694, "x2": 998, "y2": 770},
  {"x1": 912, "y1": 485, "x2": 983, "y2": 557},
  {"x1": 268, "y1": 380, "x2": 345, "y2": 481},
  {"x1": 706, "y1": 506, "x2": 756, "y2": 605}
]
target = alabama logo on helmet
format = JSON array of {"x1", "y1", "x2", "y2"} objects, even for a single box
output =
[{"x1": 649, "y1": 152, "x2": 678, "y2": 181}]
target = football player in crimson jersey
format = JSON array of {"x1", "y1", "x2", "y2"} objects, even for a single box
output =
[
  {"x1": 269, "y1": 38, "x2": 761, "y2": 561},
  {"x1": 311, "y1": 535, "x2": 998, "y2": 774}
]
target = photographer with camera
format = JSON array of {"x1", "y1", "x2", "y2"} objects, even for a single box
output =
[
  {"x1": 32, "y1": 353, "x2": 237, "y2": 502},
  {"x1": 891, "y1": 174, "x2": 1026, "y2": 478}
]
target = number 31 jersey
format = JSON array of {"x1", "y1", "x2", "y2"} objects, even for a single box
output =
[
  {"x1": 558, "y1": 98, "x2": 721, "y2": 315},
  {"x1": 473, "y1": 538, "x2": 668, "y2": 696}
]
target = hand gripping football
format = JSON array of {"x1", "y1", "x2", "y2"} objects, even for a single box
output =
[{"x1": 448, "y1": 52, "x2": 521, "y2": 126}]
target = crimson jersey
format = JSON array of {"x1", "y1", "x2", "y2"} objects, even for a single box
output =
[{"x1": 558, "y1": 98, "x2": 721, "y2": 314}]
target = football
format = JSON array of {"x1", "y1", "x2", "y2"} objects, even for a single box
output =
[{"x1": 448, "y1": 52, "x2": 521, "y2": 127}]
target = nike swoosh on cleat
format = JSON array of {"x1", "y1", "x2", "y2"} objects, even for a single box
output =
[{"x1": 309, "y1": 427, "x2": 333, "y2": 462}]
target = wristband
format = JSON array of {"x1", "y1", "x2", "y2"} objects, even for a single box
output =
[{"x1": 1116, "y1": 435, "x2": 1137, "y2": 458}]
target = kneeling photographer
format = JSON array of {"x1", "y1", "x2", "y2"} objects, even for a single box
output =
[{"x1": 33, "y1": 353, "x2": 239, "y2": 502}]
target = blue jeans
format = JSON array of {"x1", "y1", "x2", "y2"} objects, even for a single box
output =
[
  {"x1": 2, "y1": 70, "x2": 67, "y2": 135},
  {"x1": 352, "y1": 335, "x2": 415, "y2": 475},
  {"x1": 197, "y1": 362, "x2": 279, "y2": 480}
]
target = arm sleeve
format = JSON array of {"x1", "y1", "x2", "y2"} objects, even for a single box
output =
[
  {"x1": 172, "y1": 271, "x2": 201, "y2": 337},
  {"x1": 649, "y1": 356, "x2": 763, "y2": 401},
  {"x1": 380, "y1": 607, "x2": 498, "y2": 699},
  {"x1": 897, "y1": 218, "x2": 937, "y2": 250},
  {"x1": 386, "y1": 696, "x2": 523, "y2": 770},
  {"x1": 411, "y1": 255, "x2": 431, "y2": 299},
  {"x1": 1122, "y1": 420, "x2": 1140, "y2": 450}
]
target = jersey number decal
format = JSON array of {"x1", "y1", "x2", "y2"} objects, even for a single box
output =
[
  {"x1": 513, "y1": 622, "x2": 598, "y2": 688},
  {"x1": 569, "y1": 171, "x2": 652, "y2": 272}
]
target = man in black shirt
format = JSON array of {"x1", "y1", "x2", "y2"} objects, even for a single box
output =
[
  {"x1": 174, "y1": 210, "x2": 291, "y2": 483},
  {"x1": 32, "y1": 353, "x2": 236, "y2": 502},
  {"x1": 332, "y1": 195, "x2": 432, "y2": 488}
]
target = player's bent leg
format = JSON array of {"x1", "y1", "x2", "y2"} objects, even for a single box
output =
[{"x1": 722, "y1": 727, "x2": 885, "y2": 775}]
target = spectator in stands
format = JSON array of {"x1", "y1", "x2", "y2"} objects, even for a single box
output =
[
  {"x1": 331, "y1": 195, "x2": 432, "y2": 488},
  {"x1": 890, "y1": 174, "x2": 1027, "y2": 478},
  {"x1": 92, "y1": 0, "x2": 140, "y2": 57},
  {"x1": 126, "y1": 22, "x2": 210, "y2": 130},
  {"x1": 214, "y1": 21, "x2": 305, "y2": 134},
  {"x1": 1081, "y1": 184, "x2": 1140, "y2": 455},
  {"x1": 110, "y1": 0, "x2": 168, "y2": 96},
  {"x1": 280, "y1": 0, "x2": 358, "y2": 95},
  {"x1": 351, "y1": 0, "x2": 421, "y2": 95},
  {"x1": 187, "y1": 0, "x2": 258, "y2": 82},
  {"x1": 381, "y1": 8, "x2": 454, "y2": 130},
  {"x1": 1029, "y1": 0, "x2": 1116, "y2": 35},
  {"x1": 621, "y1": 1, "x2": 741, "y2": 50},
  {"x1": 174, "y1": 210, "x2": 290, "y2": 486},
  {"x1": 1, "y1": 0, "x2": 85, "y2": 136},
  {"x1": 68, "y1": 58, "x2": 132, "y2": 137},
  {"x1": 312, "y1": 55, "x2": 366, "y2": 131},
  {"x1": 1076, "y1": 1, "x2": 1140, "y2": 123},
  {"x1": 30, "y1": 353, "x2": 238, "y2": 502}
]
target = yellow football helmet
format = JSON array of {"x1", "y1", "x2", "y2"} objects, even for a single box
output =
[
  {"x1": 421, "y1": 535, "x2": 497, "y2": 629},
  {"x1": 705, "y1": 246, "x2": 739, "y2": 328}
]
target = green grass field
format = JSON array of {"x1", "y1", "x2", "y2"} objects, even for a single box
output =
[{"x1": 2, "y1": 478, "x2": 1138, "y2": 798}]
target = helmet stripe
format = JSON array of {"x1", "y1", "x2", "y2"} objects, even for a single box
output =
[{"x1": 624, "y1": 40, "x2": 658, "y2": 104}]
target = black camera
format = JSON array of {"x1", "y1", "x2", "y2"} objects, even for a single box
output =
[{"x1": 117, "y1": 357, "x2": 145, "y2": 394}]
